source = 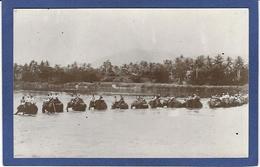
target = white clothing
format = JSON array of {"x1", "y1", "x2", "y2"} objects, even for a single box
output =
[
  {"x1": 25, "y1": 97, "x2": 30, "y2": 103},
  {"x1": 30, "y1": 97, "x2": 35, "y2": 103}
]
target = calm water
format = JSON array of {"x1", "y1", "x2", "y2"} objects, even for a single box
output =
[{"x1": 14, "y1": 90, "x2": 248, "y2": 158}]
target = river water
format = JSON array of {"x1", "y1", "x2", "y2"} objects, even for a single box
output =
[{"x1": 14, "y1": 90, "x2": 248, "y2": 158}]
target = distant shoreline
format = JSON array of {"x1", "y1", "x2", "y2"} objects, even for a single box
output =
[{"x1": 14, "y1": 81, "x2": 248, "y2": 98}]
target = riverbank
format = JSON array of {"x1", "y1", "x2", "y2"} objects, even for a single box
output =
[{"x1": 14, "y1": 81, "x2": 248, "y2": 97}]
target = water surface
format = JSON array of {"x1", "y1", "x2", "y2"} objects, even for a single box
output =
[{"x1": 14, "y1": 90, "x2": 248, "y2": 158}]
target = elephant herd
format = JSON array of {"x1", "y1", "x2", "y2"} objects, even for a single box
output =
[
  {"x1": 15, "y1": 93, "x2": 248, "y2": 116},
  {"x1": 208, "y1": 94, "x2": 248, "y2": 108}
]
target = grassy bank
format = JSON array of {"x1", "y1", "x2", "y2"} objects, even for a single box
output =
[{"x1": 14, "y1": 81, "x2": 248, "y2": 98}]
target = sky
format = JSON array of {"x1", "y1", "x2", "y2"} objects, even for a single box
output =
[{"x1": 14, "y1": 8, "x2": 248, "y2": 67}]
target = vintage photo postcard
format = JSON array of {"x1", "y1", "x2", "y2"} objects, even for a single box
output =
[{"x1": 2, "y1": 0, "x2": 258, "y2": 166}]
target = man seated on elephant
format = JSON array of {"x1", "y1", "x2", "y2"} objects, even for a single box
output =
[
  {"x1": 151, "y1": 95, "x2": 156, "y2": 101},
  {"x1": 99, "y1": 96, "x2": 104, "y2": 101},
  {"x1": 155, "y1": 95, "x2": 161, "y2": 105},
  {"x1": 169, "y1": 96, "x2": 176, "y2": 102},
  {"x1": 88, "y1": 94, "x2": 96, "y2": 110},
  {"x1": 118, "y1": 95, "x2": 125, "y2": 104},
  {"x1": 53, "y1": 93, "x2": 61, "y2": 103},
  {"x1": 114, "y1": 96, "x2": 118, "y2": 103},
  {"x1": 192, "y1": 94, "x2": 200, "y2": 100},
  {"x1": 47, "y1": 93, "x2": 54, "y2": 103},
  {"x1": 220, "y1": 93, "x2": 230, "y2": 105},
  {"x1": 90, "y1": 94, "x2": 95, "y2": 102},
  {"x1": 30, "y1": 95, "x2": 35, "y2": 104},
  {"x1": 15, "y1": 96, "x2": 26, "y2": 115},
  {"x1": 20, "y1": 96, "x2": 25, "y2": 105},
  {"x1": 137, "y1": 96, "x2": 145, "y2": 102},
  {"x1": 234, "y1": 94, "x2": 242, "y2": 104},
  {"x1": 74, "y1": 94, "x2": 83, "y2": 104},
  {"x1": 25, "y1": 95, "x2": 31, "y2": 106}
]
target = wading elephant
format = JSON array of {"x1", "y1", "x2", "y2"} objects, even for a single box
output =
[
  {"x1": 148, "y1": 99, "x2": 164, "y2": 108},
  {"x1": 183, "y1": 99, "x2": 203, "y2": 109},
  {"x1": 66, "y1": 98, "x2": 87, "y2": 112},
  {"x1": 15, "y1": 103, "x2": 38, "y2": 115},
  {"x1": 111, "y1": 101, "x2": 129, "y2": 109},
  {"x1": 89, "y1": 99, "x2": 107, "y2": 110},
  {"x1": 131, "y1": 99, "x2": 149, "y2": 109},
  {"x1": 42, "y1": 101, "x2": 64, "y2": 113}
]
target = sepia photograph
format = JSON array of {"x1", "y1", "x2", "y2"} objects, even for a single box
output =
[{"x1": 13, "y1": 8, "x2": 249, "y2": 158}]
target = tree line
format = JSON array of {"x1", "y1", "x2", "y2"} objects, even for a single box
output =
[{"x1": 14, "y1": 54, "x2": 248, "y2": 85}]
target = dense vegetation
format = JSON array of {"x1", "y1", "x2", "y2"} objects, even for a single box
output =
[{"x1": 14, "y1": 54, "x2": 248, "y2": 85}]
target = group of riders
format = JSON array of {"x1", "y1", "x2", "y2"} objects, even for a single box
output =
[
  {"x1": 147, "y1": 94, "x2": 202, "y2": 109},
  {"x1": 111, "y1": 95, "x2": 129, "y2": 109},
  {"x1": 45, "y1": 93, "x2": 61, "y2": 104},
  {"x1": 15, "y1": 92, "x2": 248, "y2": 115},
  {"x1": 208, "y1": 92, "x2": 248, "y2": 108},
  {"x1": 15, "y1": 95, "x2": 37, "y2": 115}
]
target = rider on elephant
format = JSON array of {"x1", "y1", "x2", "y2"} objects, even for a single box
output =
[
  {"x1": 25, "y1": 95, "x2": 30, "y2": 104},
  {"x1": 93, "y1": 95, "x2": 107, "y2": 110},
  {"x1": 15, "y1": 95, "x2": 38, "y2": 115},
  {"x1": 220, "y1": 92, "x2": 230, "y2": 105},
  {"x1": 192, "y1": 94, "x2": 200, "y2": 100},
  {"x1": 20, "y1": 96, "x2": 26, "y2": 105},
  {"x1": 89, "y1": 94, "x2": 95, "y2": 110},
  {"x1": 74, "y1": 94, "x2": 83, "y2": 104},
  {"x1": 29, "y1": 95, "x2": 35, "y2": 104},
  {"x1": 155, "y1": 94, "x2": 161, "y2": 105},
  {"x1": 14, "y1": 96, "x2": 26, "y2": 115},
  {"x1": 47, "y1": 93, "x2": 53, "y2": 103},
  {"x1": 114, "y1": 96, "x2": 118, "y2": 103},
  {"x1": 52, "y1": 93, "x2": 61, "y2": 104},
  {"x1": 69, "y1": 95, "x2": 75, "y2": 103},
  {"x1": 137, "y1": 96, "x2": 145, "y2": 102},
  {"x1": 98, "y1": 95, "x2": 104, "y2": 101},
  {"x1": 234, "y1": 94, "x2": 242, "y2": 104},
  {"x1": 91, "y1": 94, "x2": 95, "y2": 102},
  {"x1": 118, "y1": 95, "x2": 125, "y2": 105}
]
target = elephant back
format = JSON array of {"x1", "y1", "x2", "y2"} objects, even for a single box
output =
[
  {"x1": 72, "y1": 102, "x2": 87, "y2": 111},
  {"x1": 94, "y1": 100, "x2": 107, "y2": 110},
  {"x1": 54, "y1": 102, "x2": 64, "y2": 112}
]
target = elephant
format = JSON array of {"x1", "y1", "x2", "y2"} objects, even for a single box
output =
[
  {"x1": 208, "y1": 98, "x2": 222, "y2": 108},
  {"x1": 130, "y1": 99, "x2": 149, "y2": 109},
  {"x1": 42, "y1": 100, "x2": 64, "y2": 113},
  {"x1": 89, "y1": 99, "x2": 107, "y2": 110},
  {"x1": 165, "y1": 98, "x2": 184, "y2": 108},
  {"x1": 111, "y1": 101, "x2": 129, "y2": 109},
  {"x1": 148, "y1": 99, "x2": 164, "y2": 108},
  {"x1": 208, "y1": 95, "x2": 248, "y2": 108},
  {"x1": 183, "y1": 99, "x2": 203, "y2": 109},
  {"x1": 66, "y1": 98, "x2": 87, "y2": 112},
  {"x1": 15, "y1": 103, "x2": 38, "y2": 115}
]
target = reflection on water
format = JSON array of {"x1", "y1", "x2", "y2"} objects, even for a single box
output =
[{"x1": 14, "y1": 90, "x2": 248, "y2": 158}]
